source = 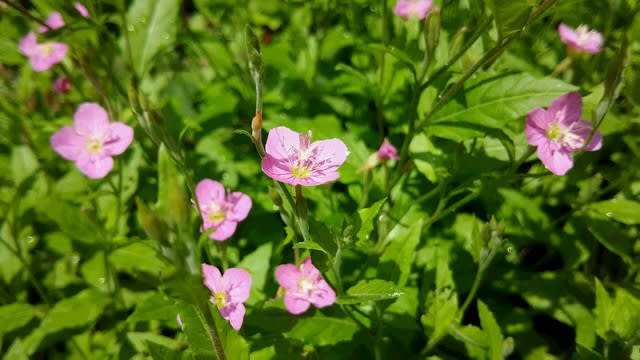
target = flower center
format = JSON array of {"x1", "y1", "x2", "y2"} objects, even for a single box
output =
[
  {"x1": 212, "y1": 292, "x2": 227, "y2": 309},
  {"x1": 546, "y1": 123, "x2": 563, "y2": 141},
  {"x1": 84, "y1": 137, "x2": 103, "y2": 153},
  {"x1": 291, "y1": 165, "x2": 310, "y2": 179},
  {"x1": 208, "y1": 210, "x2": 225, "y2": 223},
  {"x1": 298, "y1": 277, "x2": 314, "y2": 294},
  {"x1": 39, "y1": 43, "x2": 55, "y2": 56}
]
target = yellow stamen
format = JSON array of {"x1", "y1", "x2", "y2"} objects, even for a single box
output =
[
  {"x1": 298, "y1": 277, "x2": 313, "y2": 293},
  {"x1": 208, "y1": 210, "x2": 225, "y2": 223},
  {"x1": 212, "y1": 292, "x2": 227, "y2": 309},
  {"x1": 85, "y1": 138, "x2": 102, "y2": 153},
  {"x1": 546, "y1": 123, "x2": 562, "y2": 141},
  {"x1": 291, "y1": 165, "x2": 310, "y2": 179}
]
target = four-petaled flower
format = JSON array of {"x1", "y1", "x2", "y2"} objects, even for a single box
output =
[
  {"x1": 202, "y1": 264, "x2": 252, "y2": 330},
  {"x1": 51, "y1": 102, "x2": 134, "y2": 179},
  {"x1": 262, "y1": 126, "x2": 349, "y2": 186},
  {"x1": 377, "y1": 138, "x2": 400, "y2": 161},
  {"x1": 525, "y1": 92, "x2": 602, "y2": 176},
  {"x1": 195, "y1": 179, "x2": 252, "y2": 241},
  {"x1": 19, "y1": 32, "x2": 68, "y2": 72},
  {"x1": 558, "y1": 23, "x2": 603, "y2": 54},
  {"x1": 393, "y1": 0, "x2": 433, "y2": 20},
  {"x1": 275, "y1": 257, "x2": 336, "y2": 315}
]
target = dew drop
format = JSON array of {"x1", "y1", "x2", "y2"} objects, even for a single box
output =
[
  {"x1": 71, "y1": 255, "x2": 80, "y2": 264},
  {"x1": 25, "y1": 236, "x2": 34, "y2": 243},
  {"x1": 605, "y1": 212, "x2": 613, "y2": 218},
  {"x1": 139, "y1": 16, "x2": 147, "y2": 24},
  {"x1": 507, "y1": 247, "x2": 513, "y2": 254},
  {"x1": 98, "y1": 277, "x2": 106, "y2": 284},
  {"x1": 163, "y1": 33, "x2": 170, "y2": 40},
  {"x1": 127, "y1": 25, "x2": 135, "y2": 32}
]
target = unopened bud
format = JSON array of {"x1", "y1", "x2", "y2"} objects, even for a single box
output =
[
  {"x1": 448, "y1": 27, "x2": 467, "y2": 59},
  {"x1": 135, "y1": 197, "x2": 169, "y2": 244},
  {"x1": 251, "y1": 112, "x2": 263, "y2": 142},
  {"x1": 269, "y1": 186, "x2": 283, "y2": 208},
  {"x1": 424, "y1": 9, "x2": 441, "y2": 64}
]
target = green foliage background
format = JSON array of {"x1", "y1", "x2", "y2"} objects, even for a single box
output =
[{"x1": 1, "y1": 0, "x2": 640, "y2": 359}]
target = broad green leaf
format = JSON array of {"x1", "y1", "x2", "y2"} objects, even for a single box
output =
[
  {"x1": 212, "y1": 307, "x2": 250, "y2": 360},
  {"x1": 127, "y1": 332, "x2": 181, "y2": 354},
  {"x1": 0, "y1": 303, "x2": 38, "y2": 334},
  {"x1": 285, "y1": 314, "x2": 359, "y2": 346},
  {"x1": 175, "y1": 301, "x2": 216, "y2": 359},
  {"x1": 355, "y1": 198, "x2": 386, "y2": 245},
  {"x1": 79, "y1": 251, "x2": 108, "y2": 292},
  {"x1": 126, "y1": 0, "x2": 180, "y2": 76},
  {"x1": 338, "y1": 279, "x2": 404, "y2": 305},
  {"x1": 157, "y1": 145, "x2": 189, "y2": 227},
  {"x1": 237, "y1": 243, "x2": 272, "y2": 291},
  {"x1": 128, "y1": 293, "x2": 177, "y2": 323},
  {"x1": 379, "y1": 219, "x2": 423, "y2": 287},
  {"x1": 4, "y1": 339, "x2": 29, "y2": 360},
  {"x1": 11, "y1": 145, "x2": 39, "y2": 186},
  {"x1": 109, "y1": 241, "x2": 173, "y2": 275},
  {"x1": 586, "y1": 217, "x2": 635, "y2": 265},
  {"x1": 587, "y1": 198, "x2": 640, "y2": 225},
  {"x1": 477, "y1": 300, "x2": 504, "y2": 360},
  {"x1": 594, "y1": 278, "x2": 612, "y2": 340},
  {"x1": 421, "y1": 288, "x2": 458, "y2": 348},
  {"x1": 147, "y1": 340, "x2": 183, "y2": 360},
  {"x1": 41, "y1": 197, "x2": 104, "y2": 244},
  {"x1": 486, "y1": 0, "x2": 533, "y2": 41},
  {"x1": 429, "y1": 73, "x2": 577, "y2": 139}
]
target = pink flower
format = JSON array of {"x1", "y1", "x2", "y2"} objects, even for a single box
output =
[
  {"x1": 195, "y1": 179, "x2": 252, "y2": 241},
  {"x1": 275, "y1": 257, "x2": 336, "y2": 315},
  {"x1": 53, "y1": 76, "x2": 71, "y2": 93},
  {"x1": 261, "y1": 126, "x2": 349, "y2": 186},
  {"x1": 393, "y1": 0, "x2": 433, "y2": 20},
  {"x1": 19, "y1": 32, "x2": 68, "y2": 72},
  {"x1": 377, "y1": 138, "x2": 400, "y2": 161},
  {"x1": 525, "y1": 92, "x2": 602, "y2": 176},
  {"x1": 558, "y1": 23, "x2": 603, "y2": 54},
  {"x1": 75, "y1": 3, "x2": 90, "y2": 18},
  {"x1": 50, "y1": 103, "x2": 134, "y2": 179},
  {"x1": 38, "y1": 12, "x2": 65, "y2": 33},
  {"x1": 202, "y1": 264, "x2": 252, "y2": 330}
]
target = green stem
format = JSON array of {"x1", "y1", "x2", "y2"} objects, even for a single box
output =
[
  {"x1": 294, "y1": 185, "x2": 312, "y2": 245},
  {"x1": 374, "y1": 303, "x2": 385, "y2": 360},
  {"x1": 196, "y1": 304, "x2": 227, "y2": 360},
  {"x1": 4, "y1": 0, "x2": 54, "y2": 31}
]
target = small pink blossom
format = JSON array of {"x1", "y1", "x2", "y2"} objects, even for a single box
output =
[
  {"x1": 275, "y1": 257, "x2": 336, "y2": 315},
  {"x1": 525, "y1": 92, "x2": 602, "y2": 176},
  {"x1": 261, "y1": 126, "x2": 349, "y2": 186},
  {"x1": 53, "y1": 76, "x2": 71, "y2": 93},
  {"x1": 558, "y1": 23, "x2": 603, "y2": 54},
  {"x1": 195, "y1": 179, "x2": 252, "y2": 241},
  {"x1": 19, "y1": 32, "x2": 68, "y2": 72},
  {"x1": 202, "y1": 264, "x2": 252, "y2": 330},
  {"x1": 38, "y1": 12, "x2": 65, "y2": 33},
  {"x1": 377, "y1": 138, "x2": 400, "y2": 161},
  {"x1": 393, "y1": 0, "x2": 433, "y2": 20},
  {"x1": 50, "y1": 103, "x2": 134, "y2": 179},
  {"x1": 75, "y1": 3, "x2": 90, "y2": 18}
]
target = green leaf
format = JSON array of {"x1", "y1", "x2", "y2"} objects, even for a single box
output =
[
  {"x1": 338, "y1": 279, "x2": 404, "y2": 305},
  {"x1": 147, "y1": 340, "x2": 183, "y2": 360},
  {"x1": 126, "y1": 0, "x2": 180, "y2": 76},
  {"x1": 477, "y1": 300, "x2": 504, "y2": 360},
  {"x1": 157, "y1": 144, "x2": 189, "y2": 227},
  {"x1": 41, "y1": 198, "x2": 103, "y2": 245},
  {"x1": 109, "y1": 241, "x2": 173, "y2": 275},
  {"x1": 285, "y1": 314, "x2": 359, "y2": 346},
  {"x1": 486, "y1": 0, "x2": 532, "y2": 41},
  {"x1": 356, "y1": 198, "x2": 386, "y2": 245},
  {"x1": 237, "y1": 243, "x2": 272, "y2": 291},
  {"x1": 421, "y1": 288, "x2": 458, "y2": 349},
  {"x1": 128, "y1": 293, "x2": 177, "y2": 323},
  {"x1": 379, "y1": 218, "x2": 423, "y2": 287},
  {"x1": 429, "y1": 73, "x2": 577, "y2": 140},
  {"x1": 0, "y1": 303, "x2": 38, "y2": 334},
  {"x1": 11, "y1": 145, "x2": 39, "y2": 186},
  {"x1": 79, "y1": 251, "x2": 108, "y2": 292},
  {"x1": 587, "y1": 198, "x2": 640, "y2": 225},
  {"x1": 586, "y1": 217, "x2": 635, "y2": 265},
  {"x1": 175, "y1": 301, "x2": 216, "y2": 359}
]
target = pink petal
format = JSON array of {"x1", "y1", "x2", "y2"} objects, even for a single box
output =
[
  {"x1": 74, "y1": 103, "x2": 109, "y2": 135},
  {"x1": 275, "y1": 264, "x2": 301, "y2": 290},
  {"x1": 223, "y1": 268, "x2": 252, "y2": 303},
  {"x1": 202, "y1": 263, "x2": 223, "y2": 294},
  {"x1": 377, "y1": 138, "x2": 400, "y2": 161},
  {"x1": 226, "y1": 192, "x2": 252, "y2": 222},
  {"x1": 558, "y1": 23, "x2": 578, "y2": 47},
  {"x1": 284, "y1": 294, "x2": 311, "y2": 315},
  {"x1": 49, "y1": 42, "x2": 69, "y2": 63},
  {"x1": 264, "y1": 126, "x2": 301, "y2": 161},
  {"x1": 261, "y1": 155, "x2": 297, "y2": 185},
  {"x1": 51, "y1": 126, "x2": 83, "y2": 161},
  {"x1": 75, "y1": 3, "x2": 89, "y2": 18},
  {"x1": 76, "y1": 155, "x2": 114, "y2": 179},
  {"x1": 581, "y1": 32, "x2": 603, "y2": 54},
  {"x1": 210, "y1": 220, "x2": 237, "y2": 241},
  {"x1": 19, "y1": 32, "x2": 38, "y2": 56},
  {"x1": 195, "y1": 179, "x2": 225, "y2": 209},
  {"x1": 549, "y1": 92, "x2": 582, "y2": 126},
  {"x1": 585, "y1": 131, "x2": 602, "y2": 151},
  {"x1": 537, "y1": 143, "x2": 573, "y2": 176},
  {"x1": 310, "y1": 282, "x2": 337, "y2": 308},
  {"x1": 571, "y1": 120, "x2": 602, "y2": 151},
  {"x1": 39, "y1": 12, "x2": 65, "y2": 33},
  {"x1": 303, "y1": 171, "x2": 340, "y2": 186},
  {"x1": 53, "y1": 76, "x2": 72, "y2": 93},
  {"x1": 225, "y1": 303, "x2": 246, "y2": 330},
  {"x1": 310, "y1": 138, "x2": 349, "y2": 171},
  {"x1": 525, "y1": 108, "x2": 549, "y2": 146},
  {"x1": 103, "y1": 122, "x2": 133, "y2": 156},
  {"x1": 300, "y1": 257, "x2": 321, "y2": 279},
  {"x1": 393, "y1": 0, "x2": 432, "y2": 19}
]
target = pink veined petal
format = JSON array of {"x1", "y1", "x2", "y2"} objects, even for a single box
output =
[
  {"x1": 74, "y1": 102, "x2": 110, "y2": 135},
  {"x1": 585, "y1": 130, "x2": 602, "y2": 151},
  {"x1": 525, "y1": 109, "x2": 549, "y2": 147},
  {"x1": 225, "y1": 303, "x2": 246, "y2": 330},
  {"x1": 75, "y1": 3, "x2": 90, "y2": 17},
  {"x1": 76, "y1": 154, "x2": 114, "y2": 179},
  {"x1": 303, "y1": 170, "x2": 341, "y2": 186},
  {"x1": 300, "y1": 257, "x2": 321, "y2": 279},
  {"x1": 393, "y1": 0, "x2": 432, "y2": 19},
  {"x1": 309, "y1": 138, "x2": 349, "y2": 171},
  {"x1": 582, "y1": 31, "x2": 603, "y2": 54},
  {"x1": 261, "y1": 155, "x2": 297, "y2": 185},
  {"x1": 226, "y1": 192, "x2": 252, "y2": 222},
  {"x1": 283, "y1": 294, "x2": 311, "y2": 315},
  {"x1": 558, "y1": 23, "x2": 578, "y2": 47},
  {"x1": 103, "y1": 122, "x2": 133, "y2": 156},
  {"x1": 19, "y1": 32, "x2": 39, "y2": 56},
  {"x1": 275, "y1": 264, "x2": 301, "y2": 290},
  {"x1": 49, "y1": 42, "x2": 68, "y2": 63},
  {"x1": 51, "y1": 126, "x2": 84, "y2": 161},
  {"x1": 549, "y1": 92, "x2": 582, "y2": 126},
  {"x1": 210, "y1": 220, "x2": 237, "y2": 241},
  {"x1": 195, "y1": 179, "x2": 226, "y2": 210},
  {"x1": 223, "y1": 268, "x2": 252, "y2": 304},
  {"x1": 202, "y1": 263, "x2": 223, "y2": 294},
  {"x1": 264, "y1": 126, "x2": 302, "y2": 161},
  {"x1": 570, "y1": 120, "x2": 602, "y2": 151},
  {"x1": 39, "y1": 12, "x2": 65, "y2": 33},
  {"x1": 30, "y1": 53, "x2": 54, "y2": 72},
  {"x1": 309, "y1": 281, "x2": 337, "y2": 308},
  {"x1": 538, "y1": 143, "x2": 573, "y2": 176}
]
